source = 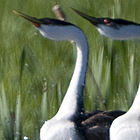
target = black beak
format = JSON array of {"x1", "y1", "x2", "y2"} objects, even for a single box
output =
[{"x1": 71, "y1": 8, "x2": 100, "y2": 26}]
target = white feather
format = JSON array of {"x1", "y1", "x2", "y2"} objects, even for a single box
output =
[
  {"x1": 110, "y1": 83, "x2": 140, "y2": 140},
  {"x1": 97, "y1": 24, "x2": 140, "y2": 40}
]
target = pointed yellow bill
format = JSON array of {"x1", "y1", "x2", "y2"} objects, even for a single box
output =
[{"x1": 13, "y1": 11, "x2": 41, "y2": 27}]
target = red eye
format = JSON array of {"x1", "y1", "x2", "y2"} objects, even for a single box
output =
[{"x1": 104, "y1": 19, "x2": 109, "y2": 24}]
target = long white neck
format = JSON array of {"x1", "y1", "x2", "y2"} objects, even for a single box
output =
[
  {"x1": 38, "y1": 25, "x2": 89, "y2": 121},
  {"x1": 128, "y1": 83, "x2": 140, "y2": 113},
  {"x1": 55, "y1": 29, "x2": 89, "y2": 121}
]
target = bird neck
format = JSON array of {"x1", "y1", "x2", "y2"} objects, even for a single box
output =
[
  {"x1": 128, "y1": 83, "x2": 140, "y2": 113},
  {"x1": 55, "y1": 32, "x2": 89, "y2": 121}
]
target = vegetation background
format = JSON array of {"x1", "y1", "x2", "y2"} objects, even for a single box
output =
[{"x1": 0, "y1": 0, "x2": 140, "y2": 139}]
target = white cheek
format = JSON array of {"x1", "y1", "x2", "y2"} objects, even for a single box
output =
[
  {"x1": 36, "y1": 25, "x2": 82, "y2": 41},
  {"x1": 97, "y1": 24, "x2": 140, "y2": 40},
  {"x1": 37, "y1": 25, "x2": 64, "y2": 40}
]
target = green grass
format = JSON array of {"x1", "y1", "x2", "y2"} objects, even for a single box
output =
[{"x1": 0, "y1": 0, "x2": 140, "y2": 139}]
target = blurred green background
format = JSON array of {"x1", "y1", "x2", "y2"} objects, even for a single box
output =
[{"x1": 0, "y1": 0, "x2": 140, "y2": 139}]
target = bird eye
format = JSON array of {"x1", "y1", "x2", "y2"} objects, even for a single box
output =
[{"x1": 104, "y1": 19, "x2": 109, "y2": 24}]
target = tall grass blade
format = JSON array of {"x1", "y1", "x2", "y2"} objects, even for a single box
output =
[
  {"x1": 0, "y1": 83, "x2": 14, "y2": 139},
  {"x1": 15, "y1": 94, "x2": 22, "y2": 140},
  {"x1": 41, "y1": 81, "x2": 47, "y2": 122}
]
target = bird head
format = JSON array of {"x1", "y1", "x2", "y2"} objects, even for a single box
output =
[
  {"x1": 71, "y1": 8, "x2": 140, "y2": 29},
  {"x1": 71, "y1": 8, "x2": 140, "y2": 40},
  {"x1": 13, "y1": 11, "x2": 84, "y2": 41}
]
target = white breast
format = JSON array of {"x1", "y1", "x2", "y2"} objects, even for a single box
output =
[{"x1": 40, "y1": 118, "x2": 82, "y2": 140}]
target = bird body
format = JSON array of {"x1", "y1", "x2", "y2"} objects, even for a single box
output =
[
  {"x1": 110, "y1": 83, "x2": 140, "y2": 140},
  {"x1": 14, "y1": 11, "x2": 125, "y2": 140},
  {"x1": 72, "y1": 8, "x2": 140, "y2": 40}
]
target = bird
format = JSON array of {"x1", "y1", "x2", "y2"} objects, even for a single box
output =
[
  {"x1": 72, "y1": 8, "x2": 140, "y2": 139},
  {"x1": 71, "y1": 7, "x2": 140, "y2": 140},
  {"x1": 71, "y1": 8, "x2": 140, "y2": 40},
  {"x1": 13, "y1": 11, "x2": 125, "y2": 140},
  {"x1": 110, "y1": 83, "x2": 140, "y2": 140}
]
